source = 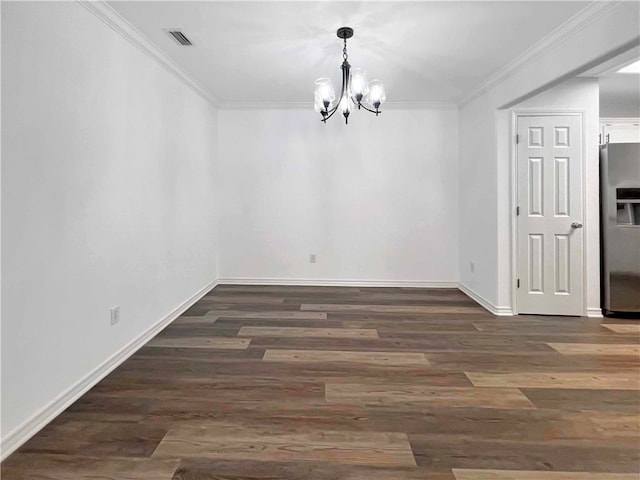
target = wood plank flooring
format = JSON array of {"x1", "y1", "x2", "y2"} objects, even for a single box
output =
[
  {"x1": 602, "y1": 324, "x2": 640, "y2": 334},
  {"x1": 452, "y1": 470, "x2": 640, "y2": 480},
  {"x1": 239, "y1": 326, "x2": 380, "y2": 339},
  {"x1": 324, "y1": 384, "x2": 535, "y2": 409},
  {"x1": 263, "y1": 348, "x2": 429, "y2": 366},
  {"x1": 547, "y1": 343, "x2": 640, "y2": 356},
  {"x1": 466, "y1": 371, "x2": 640, "y2": 390},
  {"x1": 152, "y1": 423, "x2": 417, "y2": 467},
  {"x1": 146, "y1": 337, "x2": 251, "y2": 349},
  {"x1": 2, "y1": 285, "x2": 639, "y2": 479}
]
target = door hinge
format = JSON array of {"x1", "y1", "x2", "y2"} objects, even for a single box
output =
[
  {"x1": 516, "y1": 206, "x2": 520, "y2": 216},
  {"x1": 516, "y1": 134, "x2": 519, "y2": 144},
  {"x1": 599, "y1": 133, "x2": 602, "y2": 145},
  {"x1": 517, "y1": 279, "x2": 520, "y2": 288}
]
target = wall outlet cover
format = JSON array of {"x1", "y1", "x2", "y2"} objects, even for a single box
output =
[
  {"x1": 310, "y1": 254, "x2": 317, "y2": 264},
  {"x1": 110, "y1": 306, "x2": 120, "y2": 326}
]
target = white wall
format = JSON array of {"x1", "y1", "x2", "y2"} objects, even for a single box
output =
[
  {"x1": 507, "y1": 77, "x2": 600, "y2": 313},
  {"x1": 459, "y1": 1, "x2": 640, "y2": 312},
  {"x1": 458, "y1": 98, "x2": 499, "y2": 303},
  {"x1": 599, "y1": 74, "x2": 640, "y2": 118},
  {"x1": 1, "y1": 1, "x2": 218, "y2": 451},
  {"x1": 217, "y1": 108, "x2": 459, "y2": 285}
]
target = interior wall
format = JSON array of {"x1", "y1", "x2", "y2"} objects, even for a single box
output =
[
  {"x1": 599, "y1": 74, "x2": 640, "y2": 118},
  {"x1": 459, "y1": 1, "x2": 640, "y2": 312},
  {"x1": 1, "y1": 1, "x2": 218, "y2": 447},
  {"x1": 506, "y1": 77, "x2": 600, "y2": 313},
  {"x1": 217, "y1": 108, "x2": 459, "y2": 285},
  {"x1": 458, "y1": 98, "x2": 499, "y2": 303}
]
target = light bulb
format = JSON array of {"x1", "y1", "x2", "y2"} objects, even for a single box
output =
[
  {"x1": 314, "y1": 78, "x2": 335, "y2": 110},
  {"x1": 368, "y1": 79, "x2": 386, "y2": 109},
  {"x1": 350, "y1": 68, "x2": 369, "y2": 103},
  {"x1": 314, "y1": 90, "x2": 325, "y2": 113},
  {"x1": 340, "y1": 95, "x2": 351, "y2": 114}
]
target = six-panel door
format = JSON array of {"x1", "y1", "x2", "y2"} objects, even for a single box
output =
[{"x1": 516, "y1": 115, "x2": 584, "y2": 316}]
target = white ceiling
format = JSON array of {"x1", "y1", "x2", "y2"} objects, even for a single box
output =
[
  {"x1": 109, "y1": 1, "x2": 590, "y2": 105},
  {"x1": 599, "y1": 70, "x2": 640, "y2": 118}
]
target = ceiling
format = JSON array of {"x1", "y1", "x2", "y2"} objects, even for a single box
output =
[
  {"x1": 109, "y1": 1, "x2": 591, "y2": 105},
  {"x1": 599, "y1": 68, "x2": 640, "y2": 118}
]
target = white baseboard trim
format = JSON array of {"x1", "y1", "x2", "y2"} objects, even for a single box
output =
[
  {"x1": 587, "y1": 307, "x2": 603, "y2": 318},
  {"x1": 0, "y1": 278, "x2": 219, "y2": 461},
  {"x1": 458, "y1": 283, "x2": 514, "y2": 316},
  {"x1": 218, "y1": 278, "x2": 515, "y2": 315},
  {"x1": 216, "y1": 277, "x2": 459, "y2": 289}
]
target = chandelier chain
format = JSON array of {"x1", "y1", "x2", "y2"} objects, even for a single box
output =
[{"x1": 343, "y1": 38, "x2": 348, "y2": 62}]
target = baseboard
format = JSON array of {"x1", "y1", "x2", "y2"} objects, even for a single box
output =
[
  {"x1": 216, "y1": 277, "x2": 459, "y2": 289},
  {"x1": 587, "y1": 307, "x2": 603, "y2": 318},
  {"x1": 0, "y1": 278, "x2": 219, "y2": 461},
  {"x1": 217, "y1": 279, "x2": 514, "y2": 316},
  {"x1": 458, "y1": 283, "x2": 514, "y2": 316}
]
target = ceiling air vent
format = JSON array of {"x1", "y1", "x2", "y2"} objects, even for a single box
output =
[{"x1": 168, "y1": 30, "x2": 193, "y2": 46}]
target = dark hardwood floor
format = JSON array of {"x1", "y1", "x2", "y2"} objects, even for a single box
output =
[{"x1": 2, "y1": 285, "x2": 639, "y2": 479}]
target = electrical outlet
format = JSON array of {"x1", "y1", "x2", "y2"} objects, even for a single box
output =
[
  {"x1": 310, "y1": 254, "x2": 317, "y2": 264},
  {"x1": 110, "y1": 306, "x2": 120, "y2": 326},
  {"x1": 470, "y1": 261, "x2": 475, "y2": 273}
]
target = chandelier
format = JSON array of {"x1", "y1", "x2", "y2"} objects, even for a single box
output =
[{"x1": 314, "y1": 27, "x2": 386, "y2": 125}]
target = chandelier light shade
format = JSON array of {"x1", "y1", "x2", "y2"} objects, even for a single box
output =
[
  {"x1": 314, "y1": 27, "x2": 385, "y2": 124},
  {"x1": 314, "y1": 78, "x2": 335, "y2": 113},
  {"x1": 350, "y1": 68, "x2": 369, "y2": 101},
  {"x1": 368, "y1": 79, "x2": 386, "y2": 109}
]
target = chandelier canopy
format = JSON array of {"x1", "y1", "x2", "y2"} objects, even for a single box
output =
[{"x1": 314, "y1": 27, "x2": 386, "y2": 125}]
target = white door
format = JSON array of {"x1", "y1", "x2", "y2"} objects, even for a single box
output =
[{"x1": 516, "y1": 114, "x2": 583, "y2": 316}]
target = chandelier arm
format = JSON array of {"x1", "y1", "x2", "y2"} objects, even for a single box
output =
[
  {"x1": 322, "y1": 85, "x2": 346, "y2": 122},
  {"x1": 356, "y1": 101, "x2": 379, "y2": 114},
  {"x1": 340, "y1": 62, "x2": 351, "y2": 124},
  {"x1": 323, "y1": 103, "x2": 341, "y2": 121},
  {"x1": 319, "y1": 58, "x2": 351, "y2": 122},
  {"x1": 323, "y1": 101, "x2": 340, "y2": 117},
  {"x1": 320, "y1": 82, "x2": 344, "y2": 119}
]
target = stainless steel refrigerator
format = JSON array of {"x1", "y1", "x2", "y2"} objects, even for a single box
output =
[{"x1": 600, "y1": 142, "x2": 640, "y2": 315}]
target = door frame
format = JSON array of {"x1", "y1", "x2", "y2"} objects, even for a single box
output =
[{"x1": 510, "y1": 110, "x2": 588, "y2": 316}]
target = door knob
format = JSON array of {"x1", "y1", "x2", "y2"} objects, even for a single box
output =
[{"x1": 571, "y1": 222, "x2": 583, "y2": 229}]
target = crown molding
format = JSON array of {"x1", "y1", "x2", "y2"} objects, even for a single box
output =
[
  {"x1": 458, "y1": 0, "x2": 623, "y2": 107},
  {"x1": 579, "y1": 44, "x2": 640, "y2": 77},
  {"x1": 78, "y1": 0, "x2": 618, "y2": 112},
  {"x1": 219, "y1": 102, "x2": 314, "y2": 110},
  {"x1": 218, "y1": 101, "x2": 457, "y2": 110},
  {"x1": 384, "y1": 102, "x2": 458, "y2": 110},
  {"x1": 78, "y1": 0, "x2": 219, "y2": 107}
]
